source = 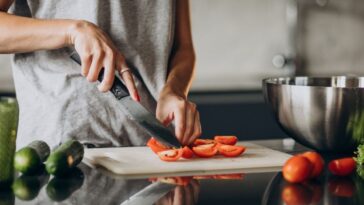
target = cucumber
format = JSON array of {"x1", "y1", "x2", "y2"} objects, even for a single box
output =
[
  {"x1": 0, "y1": 188, "x2": 14, "y2": 205},
  {"x1": 14, "y1": 140, "x2": 50, "y2": 175},
  {"x1": 46, "y1": 167, "x2": 84, "y2": 202},
  {"x1": 12, "y1": 170, "x2": 49, "y2": 201},
  {"x1": 45, "y1": 140, "x2": 84, "y2": 176}
]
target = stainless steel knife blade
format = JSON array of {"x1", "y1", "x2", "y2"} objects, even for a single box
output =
[
  {"x1": 69, "y1": 52, "x2": 182, "y2": 148},
  {"x1": 120, "y1": 182, "x2": 175, "y2": 205}
]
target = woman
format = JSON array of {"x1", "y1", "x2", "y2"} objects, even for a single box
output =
[{"x1": 0, "y1": 0, "x2": 201, "y2": 148}]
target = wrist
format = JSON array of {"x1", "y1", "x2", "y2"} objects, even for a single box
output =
[
  {"x1": 64, "y1": 20, "x2": 89, "y2": 46},
  {"x1": 161, "y1": 83, "x2": 187, "y2": 99}
]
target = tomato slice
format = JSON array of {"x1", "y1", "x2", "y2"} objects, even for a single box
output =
[
  {"x1": 301, "y1": 151, "x2": 324, "y2": 178},
  {"x1": 193, "y1": 139, "x2": 215, "y2": 146},
  {"x1": 192, "y1": 144, "x2": 218, "y2": 158},
  {"x1": 328, "y1": 157, "x2": 356, "y2": 176},
  {"x1": 147, "y1": 137, "x2": 169, "y2": 154},
  {"x1": 157, "y1": 149, "x2": 183, "y2": 162},
  {"x1": 218, "y1": 145, "x2": 246, "y2": 157},
  {"x1": 182, "y1": 146, "x2": 194, "y2": 159},
  {"x1": 214, "y1": 136, "x2": 238, "y2": 145}
]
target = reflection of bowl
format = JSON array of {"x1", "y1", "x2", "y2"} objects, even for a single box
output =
[{"x1": 263, "y1": 76, "x2": 364, "y2": 152}]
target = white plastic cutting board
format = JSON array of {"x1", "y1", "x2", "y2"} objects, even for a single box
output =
[{"x1": 83, "y1": 142, "x2": 291, "y2": 176}]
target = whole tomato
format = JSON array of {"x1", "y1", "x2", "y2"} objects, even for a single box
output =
[
  {"x1": 301, "y1": 151, "x2": 324, "y2": 178},
  {"x1": 283, "y1": 156, "x2": 313, "y2": 183}
]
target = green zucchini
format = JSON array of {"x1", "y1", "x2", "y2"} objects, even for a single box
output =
[
  {"x1": 14, "y1": 140, "x2": 50, "y2": 175},
  {"x1": 46, "y1": 167, "x2": 84, "y2": 202},
  {"x1": 45, "y1": 140, "x2": 84, "y2": 176},
  {"x1": 12, "y1": 170, "x2": 49, "y2": 201}
]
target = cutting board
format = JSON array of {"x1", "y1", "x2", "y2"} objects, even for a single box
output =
[{"x1": 83, "y1": 142, "x2": 291, "y2": 177}]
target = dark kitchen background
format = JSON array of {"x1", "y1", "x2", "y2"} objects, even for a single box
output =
[{"x1": 1, "y1": 0, "x2": 364, "y2": 141}]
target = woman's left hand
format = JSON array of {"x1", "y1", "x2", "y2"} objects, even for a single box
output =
[{"x1": 156, "y1": 86, "x2": 202, "y2": 146}]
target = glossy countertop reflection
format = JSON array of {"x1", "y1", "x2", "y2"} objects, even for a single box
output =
[{"x1": 1, "y1": 139, "x2": 362, "y2": 205}]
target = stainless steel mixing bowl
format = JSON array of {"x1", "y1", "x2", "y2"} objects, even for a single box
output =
[{"x1": 263, "y1": 76, "x2": 364, "y2": 152}]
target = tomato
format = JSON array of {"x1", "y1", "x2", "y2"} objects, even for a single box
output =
[
  {"x1": 154, "y1": 176, "x2": 192, "y2": 186},
  {"x1": 213, "y1": 173, "x2": 244, "y2": 180},
  {"x1": 192, "y1": 144, "x2": 218, "y2": 158},
  {"x1": 328, "y1": 177, "x2": 355, "y2": 197},
  {"x1": 328, "y1": 157, "x2": 356, "y2": 176},
  {"x1": 283, "y1": 156, "x2": 313, "y2": 183},
  {"x1": 303, "y1": 181, "x2": 323, "y2": 204},
  {"x1": 193, "y1": 139, "x2": 215, "y2": 146},
  {"x1": 214, "y1": 136, "x2": 238, "y2": 145},
  {"x1": 218, "y1": 145, "x2": 246, "y2": 157},
  {"x1": 147, "y1": 137, "x2": 169, "y2": 154},
  {"x1": 157, "y1": 149, "x2": 183, "y2": 162},
  {"x1": 182, "y1": 146, "x2": 194, "y2": 159},
  {"x1": 301, "y1": 151, "x2": 324, "y2": 178},
  {"x1": 281, "y1": 184, "x2": 313, "y2": 205}
]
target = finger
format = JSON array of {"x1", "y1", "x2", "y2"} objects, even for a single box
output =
[
  {"x1": 87, "y1": 52, "x2": 104, "y2": 82},
  {"x1": 173, "y1": 186, "x2": 185, "y2": 205},
  {"x1": 174, "y1": 103, "x2": 187, "y2": 143},
  {"x1": 117, "y1": 56, "x2": 140, "y2": 102},
  {"x1": 80, "y1": 53, "x2": 92, "y2": 76},
  {"x1": 190, "y1": 180, "x2": 200, "y2": 203},
  {"x1": 184, "y1": 185, "x2": 194, "y2": 205},
  {"x1": 182, "y1": 103, "x2": 196, "y2": 145},
  {"x1": 98, "y1": 53, "x2": 115, "y2": 92},
  {"x1": 188, "y1": 111, "x2": 202, "y2": 145}
]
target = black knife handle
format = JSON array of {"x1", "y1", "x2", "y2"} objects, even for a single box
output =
[{"x1": 70, "y1": 52, "x2": 129, "y2": 99}]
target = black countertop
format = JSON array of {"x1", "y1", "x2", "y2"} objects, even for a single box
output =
[{"x1": 1, "y1": 139, "x2": 362, "y2": 205}]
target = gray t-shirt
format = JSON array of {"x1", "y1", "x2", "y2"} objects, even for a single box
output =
[{"x1": 11, "y1": 0, "x2": 176, "y2": 148}]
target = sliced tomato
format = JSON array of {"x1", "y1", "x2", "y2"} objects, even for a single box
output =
[
  {"x1": 218, "y1": 145, "x2": 246, "y2": 157},
  {"x1": 328, "y1": 157, "x2": 356, "y2": 176},
  {"x1": 301, "y1": 151, "x2": 324, "y2": 178},
  {"x1": 147, "y1": 137, "x2": 169, "y2": 154},
  {"x1": 214, "y1": 136, "x2": 238, "y2": 145},
  {"x1": 192, "y1": 144, "x2": 218, "y2": 158},
  {"x1": 193, "y1": 139, "x2": 215, "y2": 146},
  {"x1": 157, "y1": 149, "x2": 183, "y2": 162},
  {"x1": 182, "y1": 146, "x2": 194, "y2": 159}
]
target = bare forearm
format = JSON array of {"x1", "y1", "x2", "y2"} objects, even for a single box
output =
[
  {"x1": 164, "y1": 0, "x2": 195, "y2": 98},
  {"x1": 166, "y1": 48, "x2": 195, "y2": 98},
  {"x1": 0, "y1": 12, "x2": 74, "y2": 53}
]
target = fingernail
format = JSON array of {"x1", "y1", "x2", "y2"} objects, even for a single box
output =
[{"x1": 135, "y1": 92, "x2": 141, "y2": 102}]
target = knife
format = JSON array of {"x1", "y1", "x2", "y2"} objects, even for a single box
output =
[
  {"x1": 70, "y1": 52, "x2": 182, "y2": 148},
  {"x1": 120, "y1": 182, "x2": 175, "y2": 205}
]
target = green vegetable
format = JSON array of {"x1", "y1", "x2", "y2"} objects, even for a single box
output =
[
  {"x1": 45, "y1": 140, "x2": 84, "y2": 176},
  {"x1": 354, "y1": 144, "x2": 364, "y2": 166},
  {"x1": 12, "y1": 170, "x2": 49, "y2": 201},
  {"x1": 46, "y1": 168, "x2": 84, "y2": 202},
  {"x1": 0, "y1": 188, "x2": 14, "y2": 205},
  {"x1": 14, "y1": 140, "x2": 50, "y2": 174}
]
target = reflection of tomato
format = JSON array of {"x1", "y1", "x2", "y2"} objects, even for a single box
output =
[
  {"x1": 301, "y1": 151, "x2": 324, "y2": 178},
  {"x1": 283, "y1": 156, "x2": 313, "y2": 183},
  {"x1": 193, "y1": 175, "x2": 215, "y2": 180},
  {"x1": 213, "y1": 173, "x2": 244, "y2": 180},
  {"x1": 328, "y1": 177, "x2": 355, "y2": 197},
  {"x1": 182, "y1": 146, "x2": 194, "y2": 159},
  {"x1": 157, "y1": 149, "x2": 183, "y2": 162},
  {"x1": 304, "y1": 181, "x2": 323, "y2": 203},
  {"x1": 192, "y1": 144, "x2": 218, "y2": 158},
  {"x1": 218, "y1": 145, "x2": 246, "y2": 157},
  {"x1": 281, "y1": 184, "x2": 313, "y2": 205},
  {"x1": 328, "y1": 157, "x2": 356, "y2": 176},
  {"x1": 147, "y1": 137, "x2": 169, "y2": 154},
  {"x1": 150, "y1": 176, "x2": 192, "y2": 186},
  {"x1": 214, "y1": 136, "x2": 238, "y2": 145}
]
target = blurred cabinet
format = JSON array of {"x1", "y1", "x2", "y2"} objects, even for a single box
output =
[{"x1": 0, "y1": 54, "x2": 13, "y2": 92}]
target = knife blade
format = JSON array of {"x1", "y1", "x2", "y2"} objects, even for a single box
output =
[{"x1": 70, "y1": 52, "x2": 182, "y2": 148}]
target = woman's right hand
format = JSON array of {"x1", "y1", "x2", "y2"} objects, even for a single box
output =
[{"x1": 67, "y1": 20, "x2": 140, "y2": 101}]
